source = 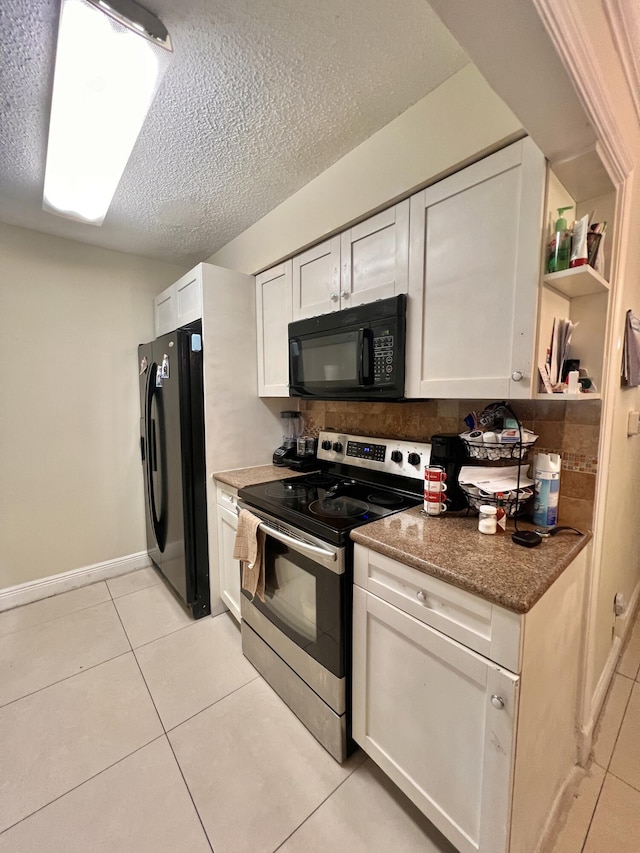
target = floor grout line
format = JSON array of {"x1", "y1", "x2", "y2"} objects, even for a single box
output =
[
  {"x1": 164, "y1": 673, "x2": 261, "y2": 734},
  {"x1": 272, "y1": 753, "x2": 368, "y2": 852},
  {"x1": 0, "y1": 647, "x2": 132, "y2": 712},
  {"x1": 0, "y1": 733, "x2": 166, "y2": 839},
  {"x1": 0, "y1": 585, "x2": 114, "y2": 638}
]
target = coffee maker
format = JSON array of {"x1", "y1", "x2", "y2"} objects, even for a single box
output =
[
  {"x1": 429, "y1": 433, "x2": 469, "y2": 511},
  {"x1": 272, "y1": 411, "x2": 316, "y2": 470}
]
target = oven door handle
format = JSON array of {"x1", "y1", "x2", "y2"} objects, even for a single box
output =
[{"x1": 258, "y1": 522, "x2": 337, "y2": 562}]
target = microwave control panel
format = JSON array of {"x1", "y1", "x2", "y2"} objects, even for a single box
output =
[{"x1": 373, "y1": 327, "x2": 395, "y2": 384}]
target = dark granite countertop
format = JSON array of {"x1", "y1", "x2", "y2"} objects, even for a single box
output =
[
  {"x1": 351, "y1": 507, "x2": 591, "y2": 614},
  {"x1": 213, "y1": 465, "x2": 312, "y2": 490}
]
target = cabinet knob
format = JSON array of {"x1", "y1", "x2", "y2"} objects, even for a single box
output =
[
  {"x1": 330, "y1": 291, "x2": 339, "y2": 302},
  {"x1": 511, "y1": 371, "x2": 523, "y2": 382},
  {"x1": 416, "y1": 590, "x2": 426, "y2": 603},
  {"x1": 341, "y1": 290, "x2": 350, "y2": 300},
  {"x1": 491, "y1": 695, "x2": 505, "y2": 710}
]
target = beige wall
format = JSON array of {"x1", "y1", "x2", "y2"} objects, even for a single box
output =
[
  {"x1": 207, "y1": 64, "x2": 522, "y2": 275},
  {"x1": 0, "y1": 224, "x2": 186, "y2": 588}
]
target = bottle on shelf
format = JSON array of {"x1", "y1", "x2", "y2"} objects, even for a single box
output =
[
  {"x1": 547, "y1": 207, "x2": 573, "y2": 274},
  {"x1": 495, "y1": 493, "x2": 507, "y2": 533}
]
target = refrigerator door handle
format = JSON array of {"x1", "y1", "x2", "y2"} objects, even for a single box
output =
[{"x1": 145, "y1": 363, "x2": 163, "y2": 550}]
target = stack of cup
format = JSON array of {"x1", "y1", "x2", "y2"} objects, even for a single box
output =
[{"x1": 424, "y1": 465, "x2": 447, "y2": 516}]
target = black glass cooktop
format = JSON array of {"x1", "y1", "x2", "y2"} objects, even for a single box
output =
[{"x1": 238, "y1": 473, "x2": 422, "y2": 545}]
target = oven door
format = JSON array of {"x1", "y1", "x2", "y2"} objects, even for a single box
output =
[{"x1": 238, "y1": 503, "x2": 346, "y2": 705}]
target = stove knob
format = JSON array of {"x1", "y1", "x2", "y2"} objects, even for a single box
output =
[
  {"x1": 321, "y1": 440, "x2": 332, "y2": 451},
  {"x1": 408, "y1": 452, "x2": 421, "y2": 466},
  {"x1": 332, "y1": 441, "x2": 343, "y2": 453},
  {"x1": 391, "y1": 450, "x2": 403, "y2": 463}
]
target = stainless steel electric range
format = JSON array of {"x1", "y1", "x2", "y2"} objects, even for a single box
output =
[{"x1": 238, "y1": 430, "x2": 431, "y2": 762}]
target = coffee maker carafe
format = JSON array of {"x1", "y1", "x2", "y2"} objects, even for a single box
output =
[
  {"x1": 273, "y1": 411, "x2": 305, "y2": 466},
  {"x1": 429, "y1": 433, "x2": 468, "y2": 511}
]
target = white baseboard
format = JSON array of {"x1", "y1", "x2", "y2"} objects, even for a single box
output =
[
  {"x1": 579, "y1": 574, "x2": 640, "y2": 760},
  {"x1": 579, "y1": 636, "x2": 622, "y2": 763},
  {"x1": 535, "y1": 764, "x2": 585, "y2": 853},
  {"x1": 0, "y1": 552, "x2": 152, "y2": 613}
]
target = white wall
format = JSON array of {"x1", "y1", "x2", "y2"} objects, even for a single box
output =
[
  {"x1": 208, "y1": 64, "x2": 522, "y2": 275},
  {"x1": 0, "y1": 224, "x2": 187, "y2": 588},
  {"x1": 568, "y1": 0, "x2": 640, "y2": 711}
]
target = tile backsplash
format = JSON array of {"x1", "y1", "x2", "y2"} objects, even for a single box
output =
[{"x1": 299, "y1": 397, "x2": 600, "y2": 531}]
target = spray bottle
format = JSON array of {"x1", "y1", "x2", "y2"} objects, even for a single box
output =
[
  {"x1": 533, "y1": 453, "x2": 561, "y2": 528},
  {"x1": 547, "y1": 207, "x2": 573, "y2": 273}
]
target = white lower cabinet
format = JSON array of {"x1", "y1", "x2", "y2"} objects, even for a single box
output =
[
  {"x1": 352, "y1": 543, "x2": 588, "y2": 853},
  {"x1": 352, "y1": 587, "x2": 518, "y2": 853},
  {"x1": 216, "y1": 484, "x2": 240, "y2": 622}
]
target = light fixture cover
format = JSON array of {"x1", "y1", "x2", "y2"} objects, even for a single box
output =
[{"x1": 43, "y1": 0, "x2": 173, "y2": 225}]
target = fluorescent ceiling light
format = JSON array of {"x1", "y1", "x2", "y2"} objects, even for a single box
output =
[{"x1": 43, "y1": 0, "x2": 173, "y2": 225}]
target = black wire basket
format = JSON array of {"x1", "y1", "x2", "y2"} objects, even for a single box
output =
[
  {"x1": 460, "y1": 485, "x2": 534, "y2": 518},
  {"x1": 459, "y1": 431, "x2": 538, "y2": 463}
]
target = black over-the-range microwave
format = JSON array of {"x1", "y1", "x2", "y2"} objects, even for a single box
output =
[{"x1": 288, "y1": 294, "x2": 406, "y2": 401}]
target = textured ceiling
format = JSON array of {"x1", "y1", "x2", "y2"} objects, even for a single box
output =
[{"x1": 0, "y1": 0, "x2": 468, "y2": 267}]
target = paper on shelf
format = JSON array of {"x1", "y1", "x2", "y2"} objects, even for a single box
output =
[
  {"x1": 458, "y1": 465, "x2": 534, "y2": 493},
  {"x1": 547, "y1": 317, "x2": 578, "y2": 388}
]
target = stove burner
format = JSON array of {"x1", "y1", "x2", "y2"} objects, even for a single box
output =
[
  {"x1": 367, "y1": 492, "x2": 405, "y2": 507},
  {"x1": 303, "y1": 473, "x2": 337, "y2": 486},
  {"x1": 309, "y1": 497, "x2": 370, "y2": 518},
  {"x1": 265, "y1": 482, "x2": 311, "y2": 500}
]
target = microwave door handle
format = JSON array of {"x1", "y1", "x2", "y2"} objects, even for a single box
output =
[
  {"x1": 357, "y1": 328, "x2": 374, "y2": 386},
  {"x1": 288, "y1": 337, "x2": 305, "y2": 394}
]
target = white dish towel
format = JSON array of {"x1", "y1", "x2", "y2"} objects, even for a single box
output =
[{"x1": 233, "y1": 509, "x2": 266, "y2": 602}]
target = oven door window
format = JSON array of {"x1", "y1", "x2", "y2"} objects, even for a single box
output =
[{"x1": 248, "y1": 537, "x2": 345, "y2": 678}]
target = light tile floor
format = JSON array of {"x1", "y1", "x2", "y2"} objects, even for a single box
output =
[
  {"x1": 0, "y1": 568, "x2": 456, "y2": 853},
  {"x1": 547, "y1": 606, "x2": 640, "y2": 853},
  {"x1": 3, "y1": 569, "x2": 638, "y2": 853}
]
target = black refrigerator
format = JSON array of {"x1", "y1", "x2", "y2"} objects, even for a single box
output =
[{"x1": 138, "y1": 320, "x2": 210, "y2": 618}]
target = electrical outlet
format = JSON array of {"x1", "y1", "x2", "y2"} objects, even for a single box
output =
[{"x1": 628, "y1": 411, "x2": 640, "y2": 436}]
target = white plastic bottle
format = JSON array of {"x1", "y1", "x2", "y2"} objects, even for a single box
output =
[{"x1": 533, "y1": 453, "x2": 561, "y2": 528}]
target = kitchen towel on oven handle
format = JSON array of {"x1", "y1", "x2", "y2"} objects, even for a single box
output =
[{"x1": 234, "y1": 509, "x2": 266, "y2": 602}]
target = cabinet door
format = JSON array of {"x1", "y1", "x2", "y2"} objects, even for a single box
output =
[
  {"x1": 154, "y1": 284, "x2": 176, "y2": 337},
  {"x1": 292, "y1": 236, "x2": 341, "y2": 320},
  {"x1": 175, "y1": 267, "x2": 203, "y2": 327},
  {"x1": 256, "y1": 261, "x2": 292, "y2": 397},
  {"x1": 352, "y1": 586, "x2": 518, "y2": 853},
  {"x1": 217, "y1": 502, "x2": 240, "y2": 623},
  {"x1": 406, "y1": 138, "x2": 546, "y2": 399},
  {"x1": 340, "y1": 200, "x2": 409, "y2": 308}
]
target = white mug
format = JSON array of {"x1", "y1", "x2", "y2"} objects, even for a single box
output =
[
  {"x1": 424, "y1": 482, "x2": 447, "y2": 494},
  {"x1": 425, "y1": 500, "x2": 447, "y2": 516}
]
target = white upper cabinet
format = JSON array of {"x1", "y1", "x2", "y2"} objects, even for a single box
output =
[
  {"x1": 340, "y1": 202, "x2": 410, "y2": 308},
  {"x1": 405, "y1": 138, "x2": 546, "y2": 399},
  {"x1": 292, "y1": 236, "x2": 341, "y2": 320},
  {"x1": 154, "y1": 266, "x2": 203, "y2": 337},
  {"x1": 292, "y1": 201, "x2": 410, "y2": 321},
  {"x1": 256, "y1": 260, "x2": 293, "y2": 397}
]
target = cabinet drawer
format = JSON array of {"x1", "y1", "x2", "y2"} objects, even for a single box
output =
[
  {"x1": 216, "y1": 483, "x2": 239, "y2": 514},
  {"x1": 353, "y1": 544, "x2": 521, "y2": 672}
]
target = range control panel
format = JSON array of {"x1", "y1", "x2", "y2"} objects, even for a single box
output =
[{"x1": 317, "y1": 431, "x2": 431, "y2": 481}]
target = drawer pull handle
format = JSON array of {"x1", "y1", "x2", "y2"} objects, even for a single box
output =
[
  {"x1": 491, "y1": 695, "x2": 505, "y2": 710},
  {"x1": 416, "y1": 590, "x2": 426, "y2": 603}
]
